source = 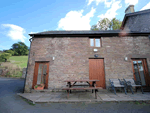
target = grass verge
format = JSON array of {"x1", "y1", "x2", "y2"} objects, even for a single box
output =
[
  {"x1": 0, "y1": 62, "x2": 22, "y2": 78},
  {"x1": 23, "y1": 98, "x2": 35, "y2": 106}
]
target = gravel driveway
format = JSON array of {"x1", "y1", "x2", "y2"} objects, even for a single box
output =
[{"x1": 0, "y1": 77, "x2": 150, "y2": 113}]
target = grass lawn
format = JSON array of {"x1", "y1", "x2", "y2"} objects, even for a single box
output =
[
  {"x1": 8, "y1": 56, "x2": 28, "y2": 69},
  {"x1": 0, "y1": 55, "x2": 28, "y2": 78}
]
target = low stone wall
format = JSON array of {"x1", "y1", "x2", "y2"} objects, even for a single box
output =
[{"x1": 22, "y1": 68, "x2": 27, "y2": 78}]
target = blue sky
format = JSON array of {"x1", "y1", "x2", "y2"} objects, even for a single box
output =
[{"x1": 0, "y1": 0, "x2": 150, "y2": 50}]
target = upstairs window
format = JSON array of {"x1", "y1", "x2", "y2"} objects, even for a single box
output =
[{"x1": 89, "y1": 38, "x2": 101, "y2": 47}]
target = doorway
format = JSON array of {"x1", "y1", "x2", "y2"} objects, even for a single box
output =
[
  {"x1": 32, "y1": 62, "x2": 49, "y2": 89},
  {"x1": 132, "y1": 59, "x2": 150, "y2": 86},
  {"x1": 89, "y1": 59, "x2": 106, "y2": 88}
]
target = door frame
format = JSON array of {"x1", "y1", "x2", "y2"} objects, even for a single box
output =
[
  {"x1": 89, "y1": 58, "x2": 106, "y2": 88},
  {"x1": 32, "y1": 61, "x2": 49, "y2": 89},
  {"x1": 131, "y1": 58, "x2": 149, "y2": 86}
]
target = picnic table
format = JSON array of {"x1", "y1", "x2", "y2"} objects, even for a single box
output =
[{"x1": 62, "y1": 79, "x2": 102, "y2": 99}]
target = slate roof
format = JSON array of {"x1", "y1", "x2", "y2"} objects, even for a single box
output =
[
  {"x1": 29, "y1": 30, "x2": 121, "y2": 36},
  {"x1": 29, "y1": 30, "x2": 150, "y2": 37},
  {"x1": 121, "y1": 9, "x2": 150, "y2": 29}
]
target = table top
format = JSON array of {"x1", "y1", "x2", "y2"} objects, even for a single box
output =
[{"x1": 64, "y1": 79, "x2": 99, "y2": 82}]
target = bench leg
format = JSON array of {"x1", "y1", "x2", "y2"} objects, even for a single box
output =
[
  {"x1": 124, "y1": 87, "x2": 127, "y2": 95},
  {"x1": 67, "y1": 90, "x2": 69, "y2": 99},
  {"x1": 112, "y1": 87, "x2": 116, "y2": 95},
  {"x1": 129, "y1": 86, "x2": 134, "y2": 94},
  {"x1": 141, "y1": 86, "x2": 144, "y2": 94},
  {"x1": 136, "y1": 87, "x2": 137, "y2": 92},
  {"x1": 95, "y1": 89, "x2": 97, "y2": 99}
]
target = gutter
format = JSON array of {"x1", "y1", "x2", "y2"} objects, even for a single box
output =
[{"x1": 23, "y1": 37, "x2": 33, "y2": 93}]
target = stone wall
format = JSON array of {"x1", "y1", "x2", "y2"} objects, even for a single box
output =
[
  {"x1": 24, "y1": 36, "x2": 150, "y2": 92},
  {"x1": 22, "y1": 68, "x2": 27, "y2": 78}
]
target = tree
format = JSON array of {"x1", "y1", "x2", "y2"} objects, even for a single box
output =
[
  {"x1": 109, "y1": 18, "x2": 122, "y2": 30},
  {"x1": 11, "y1": 42, "x2": 29, "y2": 56},
  {"x1": 90, "y1": 24, "x2": 100, "y2": 31},
  {"x1": 4, "y1": 50, "x2": 14, "y2": 56},
  {"x1": 91, "y1": 18, "x2": 122, "y2": 31},
  {"x1": 98, "y1": 18, "x2": 111, "y2": 30},
  {"x1": 0, "y1": 53, "x2": 11, "y2": 62}
]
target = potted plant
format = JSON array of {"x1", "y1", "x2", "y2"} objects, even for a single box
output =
[{"x1": 34, "y1": 82, "x2": 45, "y2": 90}]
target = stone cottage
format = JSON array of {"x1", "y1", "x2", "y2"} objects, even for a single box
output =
[{"x1": 24, "y1": 5, "x2": 150, "y2": 93}]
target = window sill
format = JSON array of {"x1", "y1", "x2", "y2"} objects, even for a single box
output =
[{"x1": 89, "y1": 46, "x2": 102, "y2": 48}]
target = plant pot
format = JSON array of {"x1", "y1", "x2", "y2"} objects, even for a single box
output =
[{"x1": 34, "y1": 85, "x2": 45, "y2": 90}]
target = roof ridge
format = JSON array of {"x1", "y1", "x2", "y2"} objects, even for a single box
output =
[{"x1": 125, "y1": 8, "x2": 150, "y2": 17}]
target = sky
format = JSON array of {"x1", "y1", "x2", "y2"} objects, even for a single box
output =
[{"x1": 0, "y1": 0, "x2": 150, "y2": 50}]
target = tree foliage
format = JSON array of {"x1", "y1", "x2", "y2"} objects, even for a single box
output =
[
  {"x1": 91, "y1": 24, "x2": 100, "y2": 31},
  {"x1": 109, "y1": 18, "x2": 122, "y2": 30},
  {"x1": 91, "y1": 18, "x2": 122, "y2": 31},
  {"x1": 4, "y1": 50, "x2": 15, "y2": 56},
  {"x1": 98, "y1": 18, "x2": 111, "y2": 30},
  {"x1": 11, "y1": 42, "x2": 29, "y2": 56},
  {"x1": 0, "y1": 53, "x2": 11, "y2": 62}
]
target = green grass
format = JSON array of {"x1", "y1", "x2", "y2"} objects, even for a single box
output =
[
  {"x1": 0, "y1": 55, "x2": 28, "y2": 78},
  {"x1": 8, "y1": 56, "x2": 28, "y2": 68},
  {"x1": 0, "y1": 56, "x2": 28, "y2": 69},
  {"x1": 23, "y1": 99, "x2": 35, "y2": 106}
]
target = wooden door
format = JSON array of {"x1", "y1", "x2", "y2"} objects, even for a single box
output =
[
  {"x1": 32, "y1": 62, "x2": 49, "y2": 89},
  {"x1": 132, "y1": 59, "x2": 150, "y2": 86},
  {"x1": 89, "y1": 59, "x2": 105, "y2": 88}
]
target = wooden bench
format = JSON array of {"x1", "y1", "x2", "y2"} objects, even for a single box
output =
[{"x1": 62, "y1": 87, "x2": 103, "y2": 99}]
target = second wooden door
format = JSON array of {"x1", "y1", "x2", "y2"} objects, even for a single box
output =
[{"x1": 89, "y1": 59, "x2": 105, "y2": 88}]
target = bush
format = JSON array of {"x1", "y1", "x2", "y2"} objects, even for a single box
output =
[
  {"x1": 4, "y1": 50, "x2": 15, "y2": 56},
  {"x1": 0, "y1": 53, "x2": 11, "y2": 62},
  {"x1": 0, "y1": 63, "x2": 22, "y2": 78}
]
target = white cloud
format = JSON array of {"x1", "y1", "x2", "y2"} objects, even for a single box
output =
[
  {"x1": 57, "y1": 7, "x2": 96, "y2": 30},
  {"x1": 29, "y1": 31, "x2": 39, "y2": 34},
  {"x1": 98, "y1": 0, "x2": 122, "y2": 20},
  {"x1": 2, "y1": 24, "x2": 26, "y2": 42},
  {"x1": 141, "y1": 2, "x2": 150, "y2": 11},
  {"x1": 125, "y1": 0, "x2": 138, "y2": 5},
  {"x1": 87, "y1": 0, "x2": 113, "y2": 8},
  {"x1": 87, "y1": 0, "x2": 94, "y2": 6}
]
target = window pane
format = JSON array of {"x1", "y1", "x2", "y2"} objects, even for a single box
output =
[
  {"x1": 133, "y1": 61, "x2": 141, "y2": 82},
  {"x1": 138, "y1": 61, "x2": 146, "y2": 85},
  {"x1": 90, "y1": 39, "x2": 94, "y2": 46},
  {"x1": 42, "y1": 64, "x2": 47, "y2": 84},
  {"x1": 95, "y1": 39, "x2": 100, "y2": 47},
  {"x1": 37, "y1": 64, "x2": 43, "y2": 84}
]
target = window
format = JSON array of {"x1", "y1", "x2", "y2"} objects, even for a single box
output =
[{"x1": 89, "y1": 38, "x2": 101, "y2": 47}]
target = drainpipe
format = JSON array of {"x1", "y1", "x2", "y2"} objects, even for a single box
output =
[{"x1": 23, "y1": 36, "x2": 33, "y2": 93}]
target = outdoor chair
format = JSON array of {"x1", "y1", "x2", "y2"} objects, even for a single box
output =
[
  {"x1": 109, "y1": 79, "x2": 127, "y2": 95},
  {"x1": 120, "y1": 78, "x2": 134, "y2": 94},
  {"x1": 123, "y1": 78, "x2": 144, "y2": 94}
]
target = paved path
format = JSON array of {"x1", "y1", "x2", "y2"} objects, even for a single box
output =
[
  {"x1": 18, "y1": 90, "x2": 150, "y2": 103},
  {"x1": 1, "y1": 77, "x2": 150, "y2": 113}
]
